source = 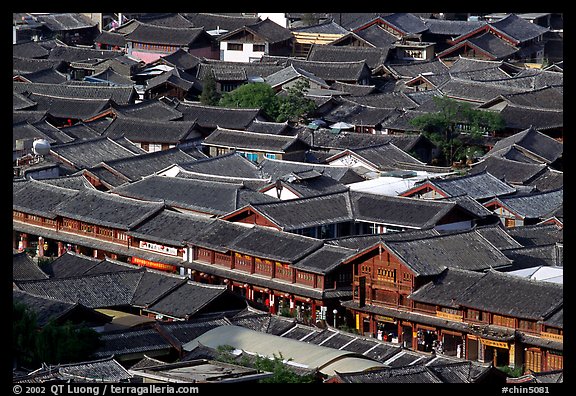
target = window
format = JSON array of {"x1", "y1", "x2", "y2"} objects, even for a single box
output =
[
  {"x1": 466, "y1": 309, "x2": 483, "y2": 321},
  {"x1": 238, "y1": 151, "x2": 259, "y2": 162},
  {"x1": 228, "y1": 43, "x2": 243, "y2": 51},
  {"x1": 264, "y1": 153, "x2": 276, "y2": 159},
  {"x1": 253, "y1": 44, "x2": 265, "y2": 52}
]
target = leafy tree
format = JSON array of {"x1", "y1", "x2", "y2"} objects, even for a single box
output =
[
  {"x1": 217, "y1": 80, "x2": 317, "y2": 123},
  {"x1": 275, "y1": 79, "x2": 316, "y2": 123},
  {"x1": 254, "y1": 353, "x2": 317, "y2": 383},
  {"x1": 13, "y1": 302, "x2": 101, "y2": 369},
  {"x1": 218, "y1": 82, "x2": 278, "y2": 118},
  {"x1": 215, "y1": 345, "x2": 317, "y2": 383},
  {"x1": 199, "y1": 72, "x2": 220, "y2": 106},
  {"x1": 409, "y1": 96, "x2": 505, "y2": 166}
]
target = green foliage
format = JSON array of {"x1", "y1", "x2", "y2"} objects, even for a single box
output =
[
  {"x1": 275, "y1": 80, "x2": 317, "y2": 123},
  {"x1": 409, "y1": 96, "x2": 505, "y2": 165},
  {"x1": 218, "y1": 82, "x2": 278, "y2": 117},
  {"x1": 217, "y1": 80, "x2": 316, "y2": 123},
  {"x1": 13, "y1": 302, "x2": 101, "y2": 369},
  {"x1": 199, "y1": 72, "x2": 221, "y2": 106},
  {"x1": 214, "y1": 345, "x2": 317, "y2": 383},
  {"x1": 497, "y1": 365, "x2": 525, "y2": 378},
  {"x1": 254, "y1": 353, "x2": 316, "y2": 383}
]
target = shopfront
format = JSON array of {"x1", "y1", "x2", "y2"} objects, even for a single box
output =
[
  {"x1": 375, "y1": 315, "x2": 399, "y2": 342},
  {"x1": 481, "y1": 338, "x2": 511, "y2": 367},
  {"x1": 416, "y1": 325, "x2": 438, "y2": 352}
]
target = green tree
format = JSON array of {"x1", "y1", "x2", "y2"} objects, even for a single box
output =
[
  {"x1": 13, "y1": 302, "x2": 101, "y2": 369},
  {"x1": 215, "y1": 345, "x2": 317, "y2": 383},
  {"x1": 218, "y1": 82, "x2": 279, "y2": 118},
  {"x1": 409, "y1": 96, "x2": 505, "y2": 166},
  {"x1": 199, "y1": 72, "x2": 220, "y2": 106},
  {"x1": 275, "y1": 79, "x2": 316, "y2": 123},
  {"x1": 254, "y1": 353, "x2": 317, "y2": 383}
]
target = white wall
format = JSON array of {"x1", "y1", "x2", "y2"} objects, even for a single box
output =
[{"x1": 221, "y1": 42, "x2": 265, "y2": 62}]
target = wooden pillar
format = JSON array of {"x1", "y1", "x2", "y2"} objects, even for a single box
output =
[
  {"x1": 37, "y1": 236, "x2": 45, "y2": 257},
  {"x1": 58, "y1": 241, "x2": 65, "y2": 256}
]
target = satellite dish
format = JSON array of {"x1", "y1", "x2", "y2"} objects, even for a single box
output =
[{"x1": 32, "y1": 139, "x2": 51, "y2": 156}]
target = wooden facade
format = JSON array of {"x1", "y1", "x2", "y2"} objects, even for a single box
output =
[
  {"x1": 342, "y1": 241, "x2": 562, "y2": 373},
  {"x1": 12, "y1": 205, "x2": 347, "y2": 325}
]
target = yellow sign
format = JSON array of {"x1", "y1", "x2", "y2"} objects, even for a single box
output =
[
  {"x1": 480, "y1": 338, "x2": 509, "y2": 349},
  {"x1": 355, "y1": 314, "x2": 360, "y2": 330},
  {"x1": 376, "y1": 315, "x2": 395, "y2": 323}
]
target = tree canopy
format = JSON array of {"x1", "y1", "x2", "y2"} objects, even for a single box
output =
[
  {"x1": 13, "y1": 301, "x2": 102, "y2": 369},
  {"x1": 218, "y1": 81, "x2": 316, "y2": 123},
  {"x1": 409, "y1": 96, "x2": 505, "y2": 165}
]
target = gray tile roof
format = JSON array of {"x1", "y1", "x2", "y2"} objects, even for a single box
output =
[
  {"x1": 172, "y1": 99, "x2": 264, "y2": 130},
  {"x1": 469, "y1": 156, "x2": 547, "y2": 185},
  {"x1": 14, "y1": 81, "x2": 137, "y2": 105},
  {"x1": 13, "y1": 41, "x2": 52, "y2": 59},
  {"x1": 416, "y1": 170, "x2": 517, "y2": 200},
  {"x1": 183, "y1": 13, "x2": 260, "y2": 31},
  {"x1": 489, "y1": 188, "x2": 563, "y2": 219},
  {"x1": 54, "y1": 188, "x2": 164, "y2": 230},
  {"x1": 17, "y1": 68, "x2": 69, "y2": 84},
  {"x1": 286, "y1": 59, "x2": 371, "y2": 82},
  {"x1": 291, "y1": 244, "x2": 356, "y2": 274},
  {"x1": 128, "y1": 208, "x2": 214, "y2": 247},
  {"x1": 497, "y1": 105, "x2": 563, "y2": 131},
  {"x1": 526, "y1": 168, "x2": 563, "y2": 192},
  {"x1": 437, "y1": 77, "x2": 525, "y2": 103},
  {"x1": 93, "y1": 327, "x2": 173, "y2": 359},
  {"x1": 379, "y1": 12, "x2": 429, "y2": 35},
  {"x1": 262, "y1": 171, "x2": 349, "y2": 198},
  {"x1": 112, "y1": 98, "x2": 184, "y2": 121},
  {"x1": 125, "y1": 22, "x2": 209, "y2": 46},
  {"x1": 258, "y1": 157, "x2": 359, "y2": 183},
  {"x1": 159, "y1": 48, "x2": 202, "y2": 71},
  {"x1": 501, "y1": 244, "x2": 563, "y2": 269},
  {"x1": 409, "y1": 267, "x2": 484, "y2": 307},
  {"x1": 44, "y1": 250, "x2": 102, "y2": 278},
  {"x1": 16, "y1": 270, "x2": 146, "y2": 309},
  {"x1": 422, "y1": 18, "x2": 485, "y2": 36},
  {"x1": 13, "y1": 251, "x2": 50, "y2": 281},
  {"x1": 335, "y1": 364, "x2": 443, "y2": 383},
  {"x1": 218, "y1": 18, "x2": 293, "y2": 44},
  {"x1": 112, "y1": 174, "x2": 274, "y2": 215},
  {"x1": 473, "y1": 224, "x2": 523, "y2": 250},
  {"x1": 350, "y1": 191, "x2": 465, "y2": 229},
  {"x1": 492, "y1": 86, "x2": 563, "y2": 110},
  {"x1": 41, "y1": 356, "x2": 133, "y2": 383},
  {"x1": 228, "y1": 225, "x2": 324, "y2": 264},
  {"x1": 353, "y1": 24, "x2": 398, "y2": 48},
  {"x1": 384, "y1": 229, "x2": 513, "y2": 276},
  {"x1": 13, "y1": 179, "x2": 79, "y2": 219},
  {"x1": 485, "y1": 126, "x2": 563, "y2": 164},
  {"x1": 34, "y1": 13, "x2": 97, "y2": 31},
  {"x1": 264, "y1": 65, "x2": 329, "y2": 89},
  {"x1": 50, "y1": 137, "x2": 139, "y2": 169},
  {"x1": 22, "y1": 92, "x2": 112, "y2": 120},
  {"x1": 307, "y1": 44, "x2": 390, "y2": 69},
  {"x1": 202, "y1": 127, "x2": 306, "y2": 153},
  {"x1": 457, "y1": 269, "x2": 562, "y2": 321},
  {"x1": 332, "y1": 143, "x2": 424, "y2": 171},
  {"x1": 176, "y1": 152, "x2": 263, "y2": 179},
  {"x1": 489, "y1": 14, "x2": 549, "y2": 43},
  {"x1": 130, "y1": 270, "x2": 187, "y2": 308},
  {"x1": 506, "y1": 224, "x2": 564, "y2": 247},
  {"x1": 146, "y1": 281, "x2": 228, "y2": 319},
  {"x1": 385, "y1": 59, "x2": 449, "y2": 79},
  {"x1": 103, "y1": 115, "x2": 201, "y2": 144}
]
